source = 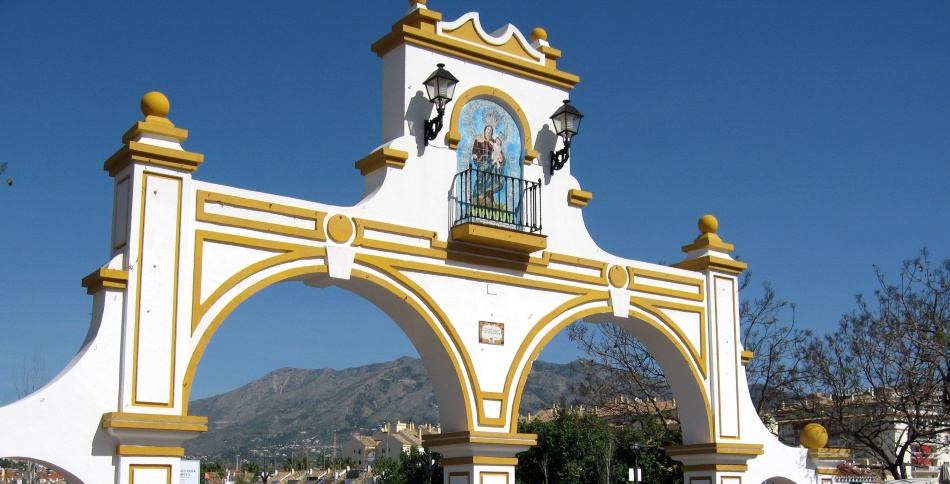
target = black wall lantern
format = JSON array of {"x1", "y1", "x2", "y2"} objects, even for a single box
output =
[
  {"x1": 549, "y1": 99, "x2": 584, "y2": 174},
  {"x1": 423, "y1": 63, "x2": 459, "y2": 145}
]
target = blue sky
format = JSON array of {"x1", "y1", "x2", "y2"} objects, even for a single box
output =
[{"x1": 1, "y1": 1, "x2": 948, "y2": 402}]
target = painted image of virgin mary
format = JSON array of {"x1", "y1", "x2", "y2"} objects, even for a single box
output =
[{"x1": 471, "y1": 125, "x2": 505, "y2": 204}]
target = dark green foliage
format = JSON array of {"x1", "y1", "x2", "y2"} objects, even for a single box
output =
[
  {"x1": 372, "y1": 448, "x2": 442, "y2": 484},
  {"x1": 516, "y1": 407, "x2": 682, "y2": 484}
]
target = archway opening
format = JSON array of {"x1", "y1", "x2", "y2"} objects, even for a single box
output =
[
  {"x1": 0, "y1": 457, "x2": 77, "y2": 483},
  {"x1": 186, "y1": 279, "x2": 441, "y2": 478},
  {"x1": 517, "y1": 317, "x2": 687, "y2": 484}
]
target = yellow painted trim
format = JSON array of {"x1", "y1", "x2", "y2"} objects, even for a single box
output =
[
  {"x1": 632, "y1": 296, "x2": 708, "y2": 379},
  {"x1": 354, "y1": 256, "x2": 479, "y2": 426},
  {"x1": 132, "y1": 173, "x2": 182, "y2": 408},
  {"x1": 104, "y1": 141, "x2": 203, "y2": 177},
  {"x1": 807, "y1": 448, "x2": 850, "y2": 459},
  {"x1": 714, "y1": 275, "x2": 742, "y2": 440},
  {"x1": 537, "y1": 44, "x2": 562, "y2": 69},
  {"x1": 326, "y1": 214, "x2": 354, "y2": 244},
  {"x1": 442, "y1": 18, "x2": 540, "y2": 64},
  {"x1": 507, "y1": 294, "x2": 712, "y2": 437},
  {"x1": 182, "y1": 261, "x2": 474, "y2": 427},
  {"x1": 740, "y1": 350, "x2": 754, "y2": 365},
  {"x1": 81, "y1": 267, "x2": 129, "y2": 294},
  {"x1": 451, "y1": 223, "x2": 547, "y2": 253},
  {"x1": 607, "y1": 265, "x2": 628, "y2": 288},
  {"x1": 129, "y1": 464, "x2": 172, "y2": 484},
  {"x1": 481, "y1": 472, "x2": 510, "y2": 484},
  {"x1": 672, "y1": 255, "x2": 747, "y2": 275},
  {"x1": 185, "y1": 218, "x2": 713, "y2": 431},
  {"x1": 101, "y1": 412, "x2": 208, "y2": 432},
  {"x1": 372, "y1": 17, "x2": 579, "y2": 90},
  {"x1": 423, "y1": 430, "x2": 537, "y2": 448},
  {"x1": 191, "y1": 231, "x2": 326, "y2": 333},
  {"x1": 116, "y1": 445, "x2": 185, "y2": 457},
  {"x1": 664, "y1": 442, "x2": 764, "y2": 457},
  {"x1": 183, "y1": 264, "x2": 327, "y2": 411},
  {"x1": 441, "y1": 456, "x2": 518, "y2": 466},
  {"x1": 446, "y1": 86, "x2": 536, "y2": 164},
  {"x1": 354, "y1": 147, "x2": 410, "y2": 176},
  {"x1": 353, "y1": 218, "x2": 446, "y2": 259},
  {"x1": 196, "y1": 190, "x2": 327, "y2": 241},
  {"x1": 567, "y1": 188, "x2": 593, "y2": 207},
  {"x1": 630, "y1": 266, "x2": 705, "y2": 302},
  {"x1": 121, "y1": 118, "x2": 189, "y2": 144},
  {"x1": 681, "y1": 232, "x2": 735, "y2": 253},
  {"x1": 682, "y1": 464, "x2": 748, "y2": 471}
]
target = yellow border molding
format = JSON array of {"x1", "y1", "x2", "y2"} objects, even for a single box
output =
[
  {"x1": 665, "y1": 442, "x2": 764, "y2": 458},
  {"x1": 567, "y1": 188, "x2": 593, "y2": 207},
  {"x1": 354, "y1": 147, "x2": 410, "y2": 176},
  {"x1": 451, "y1": 223, "x2": 547, "y2": 254},
  {"x1": 423, "y1": 430, "x2": 537, "y2": 448},
  {"x1": 372, "y1": 9, "x2": 579, "y2": 89},
  {"x1": 129, "y1": 464, "x2": 172, "y2": 484},
  {"x1": 116, "y1": 445, "x2": 185, "y2": 457},
  {"x1": 682, "y1": 232, "x2": 735, "y2": 253},
  {"x1": 807, "y1": 448, "x2": 851, "y2": 460},
  {"x1": 671, "y1": 256, "x2": 747, "y2": 275},
  {"x1": 81, "y1": 268, "x2": 129, "y2": 294},
  {"x1": 682, "y1": 463, "x2": 748, "y2": 471},
  {"x1": 122, "y1": 116, "x2": 188, "y2": 144},
  {"x1": 442, "y1": 456, "x2": 519, "y2": 466},
  {"x1": 104, "y1": 141, "x2": 203, "y2": 177},
  {"x1": 101, "y1": 412, "x2": 208, "y2": 433}
]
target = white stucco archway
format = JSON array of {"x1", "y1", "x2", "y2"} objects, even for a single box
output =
[{"x1": 0, "y1": 4, "x2": 823, "y2": 483}]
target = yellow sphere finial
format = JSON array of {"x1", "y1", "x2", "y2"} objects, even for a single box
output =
[
  {"x1": 141, "y1": 91, "x2": 170, "y2": 118},
  {"x1": 799, "y1": 423, "x2": 829, "y2": 449},
  {"x1": 531, "y1": 27, "x2": 548, "y2": 42},
  {"x1": 698, "y1": 214, "x2": 719, "y2": 234},
  {"x1": 408, "y1": 0, "x2": 426, "y2": 6}
]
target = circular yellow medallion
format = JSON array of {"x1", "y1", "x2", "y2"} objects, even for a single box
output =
[
  {"x1": 326, "y1": 214, "x2": 354, "y2": 244},
  {"x1": 607, "y1": 265, "x2": 628, "y2": 288}
]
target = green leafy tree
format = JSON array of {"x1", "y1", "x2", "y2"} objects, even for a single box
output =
[
  {"x1": 372, "y1": 455, "x2": 407, "y2": 484},
  {"x1": 517, "y1": 407, "x2": 618, "y2": 484},
  {"x1": 372, "y1": 448, "x2": 442, "y2": 484}
]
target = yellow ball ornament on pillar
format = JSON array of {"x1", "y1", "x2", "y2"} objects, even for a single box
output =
[
  {"x1": 140, "y1": 91, "x2": 170, "y2": 118},
  {"x1": 799, "y1": 423, "x2": 829, "y2": 449},
  {"x1": 698, "y1": 214, "x2": 719, "y2": 234}
]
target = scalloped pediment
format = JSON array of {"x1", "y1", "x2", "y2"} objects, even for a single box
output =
[{"x1": 440, "y1": 12, "x2": 543, "y2": 64}]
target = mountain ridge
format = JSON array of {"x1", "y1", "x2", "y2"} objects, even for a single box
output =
[{"x1": 185, "y1": 356, "x2": 583, "y2": 459}]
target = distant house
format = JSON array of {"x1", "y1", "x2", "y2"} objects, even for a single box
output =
[
  {"x1": 342, "y1": 421, "x2": 441, "y2": 469},
  {"x1": 768, "y1": 391, "x2": 949, "y2": 479}
]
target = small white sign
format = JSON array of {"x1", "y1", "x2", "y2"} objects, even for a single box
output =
[{"x1": 180, "y1": 460, "x2": 200, "y2": 484}]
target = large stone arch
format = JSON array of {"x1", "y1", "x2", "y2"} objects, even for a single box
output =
[
  {"x1": 181, "y1": 258, "x2": 478, "y2": 430},
  {"x1": 510, "y1": 305, "x2": 715, "y2": 443},
  {"x1": 1, "y1": 4, "x2": 826, "y2": 484}
]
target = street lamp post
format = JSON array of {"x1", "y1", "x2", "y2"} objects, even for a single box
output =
[
  {"x1": 415, "y1": 452, "x2": 436, "y2": 484},
  {"x1": 630, "y1": 442, "x2": 641, "y2": 484}
]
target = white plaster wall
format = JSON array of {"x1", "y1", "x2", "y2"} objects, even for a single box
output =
[{"x1": 0, "y1": 288, "x2": 126, "y2": 483}]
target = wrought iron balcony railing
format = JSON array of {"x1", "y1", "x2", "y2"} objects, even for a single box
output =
[{"x1": 451, "y1": 166, "x2": 541, "y2": 234}]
